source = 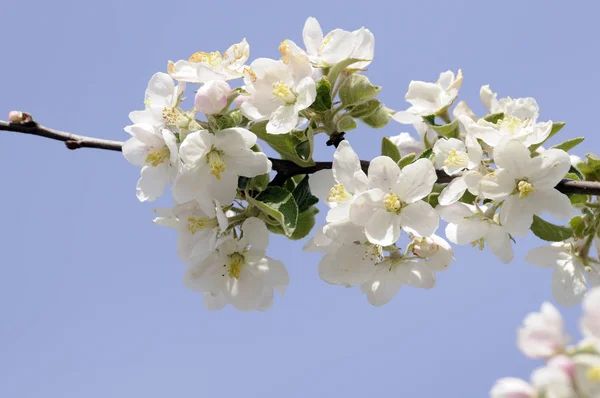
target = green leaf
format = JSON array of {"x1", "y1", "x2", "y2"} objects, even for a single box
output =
[
  {"x1": 295, "y1": 140, "x2": 311, "y2": 161},
  {"x1": 398, "y1": 153, "x2": 416, "y2": 169},
  {"x1": 292, "y1": 176, "x2": 318, "y2": 213},
  {"x1": 339, "y1": 74, "x2": 381, "y2": 107},
  {"x1": 249, "y1": 121, "x2": 315, "y2": 167},
  {"x1": 381, "y1": 137, "x2": 401, "y2": 162},
  {"x1": 418, "y1": 148, "x2": 434, "y2": 160},
  {"x1": 530, "y1": 122, "x2": 566, "y2": 152},
  {"x1": 360, "y1": 105, "x2": 391, "y2": 128},
  {"x1": 570, "y1": 216, "x2": 586, "y2": 239},
  {"x1": 425, "y1": 192, "x2": 440, "y2": 208},
  {"x1": 289, "y1": 207, "x2": 319, "y2": 240},
  {"x1": 550, "y1": 137, "x2": 584, "y2": 152},
  {"x1": 431, "y1": 120, "x2": 459, "y2": 139},
  {"x1": 327, "y1": 58, "x2": 364, "y2": 86},
  {"x1": 422, "y1": 114, "x2": 436, "y2": 125},
  {"x1": 249, "y1": 174, "x2": 270, "y2": 192},
  {"x1": 569, "y1": 194, "x2": 588, "y2": 205},
  {"x1": 309, "y1": 77, "x2": 333, "y2": 113},
  {"x1": 337, "y1": 115, "x2": 357, "y2": 132},
  {"x1": 348, "y1": 99, "x2": 380, "y2": 118},
  {"x1": 530, "y1": 215, "x2": 573, "y2": 242},
  {"x1": 459, "y1": 190, "x2": 477, "y2": 205},
  {"x1": 247, "y1": 187, "x2": 298, "y2": 236},
  {"x1": 483, "y1": 112, "x2": 504, "y2": 124},
  {"x1": 565, "y1": 172, "x2": 581, "y2": 181}
]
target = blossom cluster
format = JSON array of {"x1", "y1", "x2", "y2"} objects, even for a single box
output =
[
  {"x1": 122, "y1": 16, "x2": 600, "y2": 311},
  {"x1": 491, "y1": 287, "x2": 600, "y2": 398}
]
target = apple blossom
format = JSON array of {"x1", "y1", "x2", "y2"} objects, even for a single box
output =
[
  {"x1": 172, "y1": 128, "x2": 271, "y2": 209},
  {"x1": 122, "y1": 123, "x2": 179, "y2": 202},
  {"x1": 582, "y1": 285, "x2": 600, "y2": 339},
  {"x1": 129, "y1": 72, "x2": 187, "y2": 129},
  {"x1": 490, "y1": 378, "x2": 535, "y2": 398},
  {"x1": 408, "y1": 233, "x2": 453, "y2": 272},
  {"x1": 168, "y1": 39, "x2": 250, "y2": 83},
  {"x1": 183, "y1": 218, "x2": 289, "y2": 311},
  {"x1": 437, "y1": 202, "x2": 514, "y2": 264},
  {"x1": 478, "y1": 139, "x2": 573, "y2": 236},
  {"x1": 388, "y1": 132, "x2": 425, "y2": 156},
  {"x1": 241, "y1": 57, "x2": 316, "y2": 134},
  {"x1": 350, "y1": 157, "x2": 438, "y2": 246}
]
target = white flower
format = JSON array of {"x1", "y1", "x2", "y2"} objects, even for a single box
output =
[
  {"x1": 437, "y1": 202, "x2": 513, "y2": 264},
  {"x1": 479, "y1": 139, "x2": 572, "y2": 236},
  {"x1": 393, "y1": 69, "x2": 463, "y2": 124},
  {"x1": 302, "y1": 17, "x2": 374, "y2": 68},
  {"x1": 573, "y1": 354, "x2": 600, "y2": 397},
  {"x1": 581, "y1": 286, "x2": 600, "y2": 339},
  {"x1": 122, "y1": 123, "x2": 179, "y2": 202},
  {"x1": 361, "y1": 254, "x2": 436, "y2": 307},
  {"x1": 153, "y1": 201, "x2": 228, "y2": 264},
  {"x1": 241, "y1": 58, "x2": 316, "y2": 134},
  {"x1": 172, "y1": 128, "x2": 271, "y2": 208},
  {"x1": 351, "y1": 157, "x2": 438, "y2": 246},
  {"x1": 304, "y1": 222, "x2": 379, "y2": 287},
  {"x1": 490, "y1": 378, "x2": 535, "y2": 398},
  {"x1": 168, "y1": 39, "x2": 250, "y2": 83},
  {"x1": 129, "y1": 72, "x2": 187, "y2": 129},
  {"x1": 517, "y1": 302, "x2": 567, "y2": 359},
  {"x1": 388, "y1": 132, "x2": 425, "y2": 157},
  {"x1": 194, "y1": 80, "x2": 231, "y2": 115},
  {"x1": 183, "y1": 218, "x2": 289, "y2": 312},
  {"x1": 526, "y1": 241, "x2": 590, "y2": 306},
  {"x1": 531, "y1": 366, "x2": 576, "y2": 398},
  {"x1": 481, "y1": 85, "x2": 540, "y2": 124},
  {"x1": 309, "y1": 140, "x2": 368, "y2": 223},
  {"x1": 409, "y1": 233, "x2": 453, "y2": 272}
]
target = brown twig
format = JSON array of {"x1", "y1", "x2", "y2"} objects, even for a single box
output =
[{"x1": 2, "y1": 119, "x2": 600, "y2": 196}]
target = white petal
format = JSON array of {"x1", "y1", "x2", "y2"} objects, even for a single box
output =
[
  {"x1": 350, "y1": 189, "x2": 385, "y2": 226},
  {"x1": 552, "y1": 262, "x2": 588, "y2": 307},
  {"x1": 250, "y1": 256, "x2": 289, "y2": 293},
  {"x1": 136, "y1": 165, "x2": 169, "y2": 202},
  {"x1": 445, "y1": 219, "x2": 489, "y2": 245},
  {"x1": 333, "y1": 140, "x2": 363, "y2": 193},
  {"x1": 396, "y1": 260, "x2": 436, "y2": 289},
  {"x1": 267, "y1": 105, "x2": 297, "y2": 134},
  {"x1": 438, "y1": 177, "x2": 468, "y2": 206},
  {"x1": 122, "y1": 138, "x2": 148, "y2": 167},
  {"x1": 392, "y1": 111, "x2": 422, "y2": 124},
  {"x1": 365, "y1": 209, "x2": 400, "y2": 246},
  {"x1": 485, "y1": 226, "x2": 514, "y2": 264},
  {"x1": 203, "y1": 291, "x2": 228, "y2": 311},
  {"x1": 525, "y1": 244, "x2": 569, "y2": 268},
  {"x1": 529, "y1": 149, "x2": 571, "y2": 189},
  {"x1": 294, "y1": 77, "x2": 317, "y2": 110},
  {"x1": 362, "y1": 268, "x2": 403, "y2": 307},
  {"x1": 367, "y1": 156, "x2": 401, "y2": 192},
  {"x1": 179, "y1": 130, "x2": 212, "y2": 165},
  {"x1": 395, "y1": 158, "x2": 436, "y2": 202},
  {"x1": 125, "y1": 123, "x2": 164, "y2": 147},
  {"x1": 226, "y1": 151, "x2": 272, "y2": 177},
  {"x1": 216, "y1": 127, "x2": 257, "y2": 151},
  {"x1": 241, "y1": 217, "x2": 269, "y2": 254},
  {"x1": 309, "y1": 169, "x2": 336, "y2": 203},
  {"x1": 499, "y1": 195, "x2": 534, "y2": 237},
  {"x1": 493, "y1": 139, "x2": 531, "y2": 177},
  {"x1": 436, "y1": 202, "x2": 475, "y2": 224},
  {"x1": 145, "y1": 72, "x2": 175, "y2": 108},
  {"x1": 398, "y1": 201, "x2": 439, "y2": 237},
  {"x1": 479, "y1": 170, "x2": 515, "y2": 201},
  {"x1": 530, "y1": 189, "x2": 573, "y2": 220},
  {"x1": 225, "y1": 268, "x2": 266, "y2": 311},
  {"x1": 303, "y1": 17, "x2": 324, "y2": 56}
]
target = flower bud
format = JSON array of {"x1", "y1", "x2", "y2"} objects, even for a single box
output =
[
  {"x1": 8, "y1": 111, "x2": 23, "y2": 123},
  {"x1": 339, "y1": 74, "x2": 380, "y2": 107},
  {"x1": 195, "y1": 80, "x2": 231, "y2": 115},
  {"x1": 548, "y1": 355, "x2": 575, "y2": 381},
  {"x1": 517, "y1": 302, "x2": 567, "y2": 359},
  {"x1": 490, "y1": 378, "x2": 535, "y2": 398}
]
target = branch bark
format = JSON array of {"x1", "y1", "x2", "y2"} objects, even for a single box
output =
[{"x1": 2, "y1": 119, "x2": 599, "y2": 196}]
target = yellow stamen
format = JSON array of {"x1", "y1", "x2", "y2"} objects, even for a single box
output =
[
  {"x1": 272, "y1": 81, "x2": 296, "y2": 104},
  {"x1": 145, "y1": 146, "x2": 170, "y2": 167},
  {"x1": 497, "y1": 115, "x2": 523, "y2": 135},
  {"x1": 189, "y1": 51, "x2": 222, "y2": 68},
  {"x1": 228, "y1": 252, "x2": 246, "y2": 279},
  {"x1": 186, "y1": 217, "x2": 217, "y2": 235},
  {"x1": 362, "y1": 243, "x2": 384, "y2": 262},
  {"x1": 167, "y1": 61, "x2": 175, "y2": 75},
  {"x1": 243, "y1": 67, "x2": 257, "y2": 82},
  {"x1": 587, "y1": 367, "x2": 600, "y2": 382},
  {"x1": 206, "y1": 148, "x2": 226, "y2": 179},
  {"x1": 444, "y1": 148, "x2": 468, "y2": 168},
  {"x1": 162, "y1": 107, "x2": 179, "y2": 124},
  {"x1": 517, "y1": 180, "x2": 535, "y2": 199},
  {"x1": 327, "y1": 184, "x2": 350, "y2": 203},
  {"x1": 384, "y1": 193, "x2": 403, "y2": 214},
  {"x1": 412, "y1": 237, "x2": 439, "y2": 258},
  {"x1": 471, "y1": 238, "x2": 485, "y2": 250}
]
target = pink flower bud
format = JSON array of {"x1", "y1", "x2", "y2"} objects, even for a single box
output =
[
  {"x1": 547, "y1": 355, "x2": 575, "y2": 381},
  {"x1": 517, "y1": 302, "x2": 567, "y2": 359},
  {"x1": 233, "y1": 94, "x2": 250, "y2": 108},
  {"x1": 8, "y1": 111, "x2": 24, "y2": 123},
  {"x1": 194, "y1": 80, "x2": 231, "y2": 115}
]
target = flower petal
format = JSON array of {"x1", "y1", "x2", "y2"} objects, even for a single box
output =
[
  {"x1": 365, "y1": 209, "x2": 400, "y2": 246},
  {"x1": 267, "y1": 105, "x2": 298, "y2": 135},
  {"x1": 399, "y1": 201, "x2": 439, "y2": 237},
  {"x1": 333, "y1": 141, "x2": 363, "y2": 193},
  {"x1": 529, "y1": 149, "x2": 571, "y2": 189},
  {"x1": 395, "y1": 158, "x2": 436, "y2": 202},
  {"x1": 367, "y1": 156, "x2": 401, "y2": 192}
]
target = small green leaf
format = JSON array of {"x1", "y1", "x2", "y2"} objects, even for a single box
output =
[
  {"x1": 398, "y1": 153, "x2": 416, "y2": 169},
  {"x1": 247, "y1": 187, "x2": 298, "y2": 236},
  {"x1": 565, "y1": 172, "x2": 581, "y2": 181},
  {"x1": 295, "y1": 140, "x2": 311, "y2": 161},
  {"x1": 418, "y1": 148, "x2": 434, "y2": 160},
  {"x1": 339, "y1": 74, "x2": 381, "y2": 107},
  {"x1": 431, "y1": 120, "x2": 459, "y2": 139},
  {"x1": 327, "y1": 58, "x2": 364, "y2": 86},
  {"x1": 249, "y1": 174, "x2": 270, "y2": 192},
  {"x1": 292, "y1": 176, "x2": 319, "y2": 213},
  {"x1": 309, "y1": 77, "x2": 333, "y2": 113},
  {"x1": 289, "y1": 207, "x2": 319, "y2": 240},
  {"x1": 530, "y1": 215, "x2": 573, "y2": 242},
  {"x1": 570, "y1": 216, "x2": 586, "y2": 239},
  {"x1": 381, "y1": 137, "x2": 401, "y2": 162},
  {"x1": 249, "y1": 121, "x2": 315, "y2": 167},
  {"x1": 422, "y1": 114, "x2": 436, "y2": 125},
  {"x1": 530, "y1": 122, "x2": 566, "y2": 152},
  {"x1": 337, "y1": 115, "x2": 357, "y2": 132},
  {"x1": 483, "y1": 112, "x2": 504, "y2": 124},
  {"x1": 360, "y1": 105, "x2": 391, "y2": 128},
  {"x1": 348, "y1": 99, "x2": 380, "y2": 118},
  {"x1": 550, "y1": 137, "x2": 584, "y2": 152},
  {"x1": 569, "y1": 194, "x2": 588, "y2": 205}
]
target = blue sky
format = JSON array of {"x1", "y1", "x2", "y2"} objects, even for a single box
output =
[{"x1": 1, "y1": 0, "x2": 599, "y2": 397}]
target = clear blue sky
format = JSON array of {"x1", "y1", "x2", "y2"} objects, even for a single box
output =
[{"x1": 1, "y1": 1, "x2": 598, "y2": 396}]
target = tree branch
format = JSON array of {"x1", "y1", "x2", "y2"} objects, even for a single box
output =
[{"x1": 2, "y1": 119, "x2": 600, "y2": 196}]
